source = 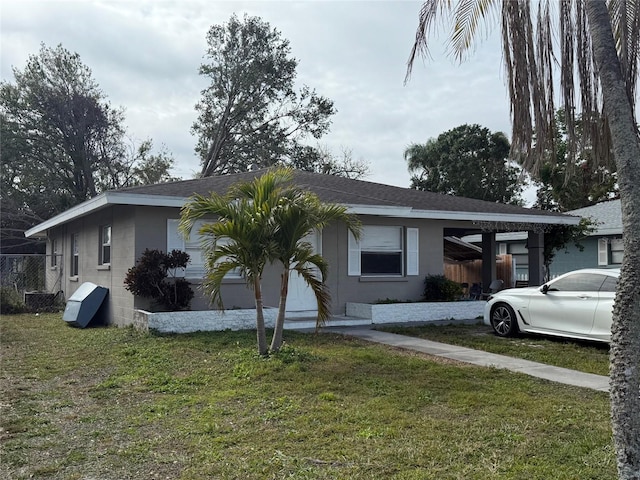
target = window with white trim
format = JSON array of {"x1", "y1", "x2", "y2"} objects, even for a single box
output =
[
  {"x1": 70, "y1": 233, "x2": 79, "y2": 276},
  {"x1": 348, "y1": 226, "x2": 419, "y2": 277},
  {"x1": 598, "y1": 237, "x2": 624, "y2": 266},
  {"x1": 51, "y1": 238, "x2": 59, "y2": 267},
  {"x1": 100, "y1": 225, "x2": 111, "y2": 265},
  {"x1": 610, "y1": 238, "x2": 624, "y2": 264},
  {"x1": 598, "y1": 238, "x2": 608, "y2": 266},
  {"x1": 167, "y1": 219, "x2": 240, "y2": 279}
]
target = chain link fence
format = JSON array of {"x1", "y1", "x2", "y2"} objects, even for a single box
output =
[{"x1": 1, "y1": 254, "x2": 64, "y2": 313}]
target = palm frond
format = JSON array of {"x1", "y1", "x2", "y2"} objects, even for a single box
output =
[
  {"x1": 200, "y1": 259, "x2": 239, "y2": 310},
  {"x1": 406, "y1": 0, "x2": 455, "y2": 82},
  {"x1": 408, "y1": 0, "x2": 638, "y2": 182},
  {"x1": 406, "y1": 0, "x2": 500, "y2": 82},
  {"x1": 179, "y1": 192, "x2": 229, "y2": 239},
  {"x1": 291, "y1": 260, "x2": 331, "y2": 327},
  {"x1": 450, "y1": 0, "x2": 498, "y2": 60}
]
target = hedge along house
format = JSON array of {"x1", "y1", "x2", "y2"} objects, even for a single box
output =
[{"x1": 25, "y1": 169, "x2": 580, "y2": 327}]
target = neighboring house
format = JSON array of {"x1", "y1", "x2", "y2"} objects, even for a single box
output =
[
  {"x1": 25, "y1": 169, "x2": 579, "y2": 326},
  {"x1": 465, "y1": 199, "x2": 622, "y2": 281},
  {"x1": 551, "y1": 199, "x2": 623, "y2": 275}
]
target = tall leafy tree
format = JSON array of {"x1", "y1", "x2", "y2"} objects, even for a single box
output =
[
  {"x1": 532, "y1": 110, "x2": 618, "y2": 211},
  {"x1": 98, "y1": 140, "x2": 180, "y2": 191},
  {"x1": 406, "y1": 1, "x2": 640, "y2": 476},
  {"x1": 405, "y1": 124, "x2": 523, "y2": 204},
  {"x1": 290, "y1": 144, "x2": 371, "y2": 179},
  {"x1": 193, "y1": 14, "x2": 335, "y2": 177},
  {"x1": 0, "y1": 44, "x2": 177, "y2": 252}
]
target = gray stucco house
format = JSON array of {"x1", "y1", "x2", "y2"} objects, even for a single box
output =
[
  {"x1": 465, "y1": 199, "x2": 622, "y2": 281},
  {"x1": 25, "y1": 169, "x2": 579, "y2": 326}
]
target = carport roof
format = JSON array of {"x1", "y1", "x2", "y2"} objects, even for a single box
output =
[{"x1": 26, "y1": 168, "x2": 580, "y2": 237}]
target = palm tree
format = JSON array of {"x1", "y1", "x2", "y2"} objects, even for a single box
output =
[
  {"x1": 269, "y1": 188, "x2": 361, "y2": 352},
  {"x1": 406, "y1": 1, "x2": 639, "y2": 477},
  {"x1": 180, "y1": 167, "x2": 360, "y2": 355},
  {"x1": 179, "y1": 169, "x2": 288, "y2": 356}
]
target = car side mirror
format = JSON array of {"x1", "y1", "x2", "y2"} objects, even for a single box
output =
[{"x1": 540, "y1": 284, "x2": 549, "y2": 294}]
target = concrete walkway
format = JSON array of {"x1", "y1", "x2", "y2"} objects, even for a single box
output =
[{"x1": 327, "y1": 326, "x2": 610, "y2": 393}]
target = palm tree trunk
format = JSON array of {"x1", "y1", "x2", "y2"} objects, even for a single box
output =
[
  {"x1": 270, "y1": 265, "x2": 290, "y2": 352},
  {"x1": 253, "y1": 277, "x2": 268, "y2": 356},
  {"x1": 586, "y1": 2, "x2": 640, "y2": 478}
]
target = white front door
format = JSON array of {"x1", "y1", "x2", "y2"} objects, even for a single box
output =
[{"x1": 286, "y1": 230, "x2": 321, "y2": 312}]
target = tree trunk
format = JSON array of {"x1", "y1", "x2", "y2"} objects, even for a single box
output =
[
  {"x1": 201, "y1": 94, "x2": 234, "y2": 177},
  {"x1": 270, "y1": 265, "x2": 290, "y2": 352},
  {"x1": 586, "y1": 2, "x2": 640, "y2": 478},
  {"x1": 253, "y1": 277, "x2": 268, "y2": 356}
]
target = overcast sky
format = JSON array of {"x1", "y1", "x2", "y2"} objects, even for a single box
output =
[{"x1": 2, "y1": 1, "x2": 517, "y2": 195}]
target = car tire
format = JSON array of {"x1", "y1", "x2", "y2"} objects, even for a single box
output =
[{"x1": 490, "y1": 303, "x2": 519, "y2": 337}]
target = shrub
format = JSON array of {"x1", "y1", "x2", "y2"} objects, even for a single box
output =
[
  {"x1": 423, "y1": 275, "x2": 463, "y2": 302},
  {"x1": 124, "y1": 249, "x2": 194, "y2": 311},
  {"x1": 0, "y1": 286, "x2": 28, "y2": 314},
  {"x1": 375, "y1": 298, "x2": 415, "y2": 304}
]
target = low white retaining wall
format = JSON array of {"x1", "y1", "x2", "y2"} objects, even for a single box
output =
[
  {"x1": 134, "y1": 308, "x2": 279, "y2": 334},
  {"x1": 133, "y1": 301, "x2": 485, "y2": 333},
  {"x1": 345, "y1": 301, "x2": 485, "y2": 324}
]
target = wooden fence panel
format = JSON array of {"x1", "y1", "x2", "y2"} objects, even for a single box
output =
[{"x1": 444, "y1": 255, "x2": 512, "y2": 290}]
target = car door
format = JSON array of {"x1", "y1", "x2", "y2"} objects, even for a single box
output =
[
  {"x1": 527, "y1": 272, "x2": 605, "y2": 335},
  {"x1": 590, "y1": 275, "x2": 617, "y2": 339}
]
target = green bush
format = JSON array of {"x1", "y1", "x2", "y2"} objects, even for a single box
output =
[
  {"x1": 0, "y1": 286, "x2": 28, "y2": 314},
  {"x1": 423, "y1": 275, "x2": 463, "y2": 302},
  {"x1": 124, "y1": 249, "x2": 194, "y2": 311},
  {"x1": 374, "y1": 298, "x2": 415, "y2": 304}
]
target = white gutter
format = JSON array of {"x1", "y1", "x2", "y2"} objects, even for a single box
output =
[
  {"x1": 25, "y1": 192, "x2": 188, "y2": 238},
  {"x1": 592, "y1": 226, "x2": 623, "y2": 236},
  {"x1": 344, "y1": 204, "x2": 580, "y2": 225}
]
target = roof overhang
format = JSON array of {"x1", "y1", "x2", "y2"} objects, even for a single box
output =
[
  {"x1": 24, "y1": 192, "x2": 186, "y2": 238},
  {"x1": 345, "y1": 204, "x2": 580, "y2": 226},
  {"x1": 444, "y1": 236, "x2": 483, "y2": 261},
  {"x1": 25, "y1": 194, "x2": 580, "y2": 238},
  {"x1": 592, "y1": 227, "x2": 623, "y2": 236}
]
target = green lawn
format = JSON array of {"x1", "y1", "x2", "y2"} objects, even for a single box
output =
[
  {"x1": 378, "y1": 323, "x2": 610, "y2": 376},
  {"x1": 1, "y1": 313, "x2": 615, "y2": 479}
]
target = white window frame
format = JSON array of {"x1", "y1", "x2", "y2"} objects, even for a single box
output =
[
  {"x1": 597, "y1": 238, "x2": 609, "y2": 266},
  {"x1": 610, "y1": 238, "x2": 624, "y2": 265},
  {"x1": 100, "y1": 225, "x2": 111, "y2": 265},
  {"x1": 70, "y1": 233, "x2": 79, "y2": 277},
  {"x1": 51, "y1": 238, "x2": 59, "y2": 268},
  {"x1": 348, "y1": 226, "x2": 419, "y2": 277},
  {"x1": 406, "y1": 227, "x2": 419, "y2": 276}
]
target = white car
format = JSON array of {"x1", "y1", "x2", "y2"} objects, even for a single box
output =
[{"x1": 484, "y1": 268, "x2": 619, "y2": 343}]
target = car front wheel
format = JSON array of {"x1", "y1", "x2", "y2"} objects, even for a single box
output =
[{"x1": 490, "y1": 303, "x2": 519, "y2": 337}]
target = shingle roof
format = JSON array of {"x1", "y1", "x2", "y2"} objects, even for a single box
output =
[
  {"x1": 118, "y1": 168, "x2": 570, "y2": 219},
  {"x1": 463, "y1": 198, "x2": 622, "y2": 243},
  {"x1": 26, "y1": 168, "x2": 579, "y2": 238},
  {"x1": 568, "y1": 199, "x2": 622, "y2": 235}
]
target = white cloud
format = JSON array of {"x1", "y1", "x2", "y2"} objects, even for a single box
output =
[{"x1": 2, "y1": 0, "x2": 526, "y2": 196}]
